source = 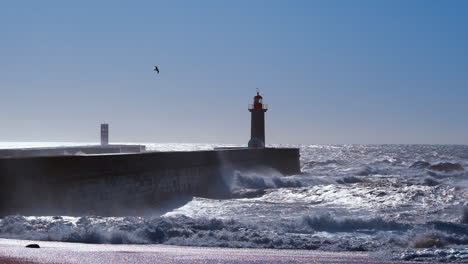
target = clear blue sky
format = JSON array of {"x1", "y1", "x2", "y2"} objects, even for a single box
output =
[{"x1": 1, "y1": 0, "x2": 467, "y2": 144}]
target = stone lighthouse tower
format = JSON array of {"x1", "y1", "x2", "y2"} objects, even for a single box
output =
[{"x1": 248, "y1": 91, "x2": 268, "y2": 148}]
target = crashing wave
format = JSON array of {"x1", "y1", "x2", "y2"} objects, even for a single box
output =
[
  {"x1": 0, "y1": 213, "x2": 467, "y2": 261},
  {"x1": 230, "y1": 170, "x2": 302, "y2": 190},
  {"x1": 299, "y1": 213, "x2": 410, "y2": 233},
  {"x1": 356, "y1": 166, "x2": 394, "y2": 176},
  {"x1": 0, "y1": 214, "x2": 412, "y2": 249},
  {"x1": 0, "y1": 214, "x2": 442, "y2": 249}
]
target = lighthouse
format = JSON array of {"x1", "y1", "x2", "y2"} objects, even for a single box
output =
[
  {"x1": 101, "y1": 123, "x2": 109, "y2": 146},
  {"x1": 248, "y1": 91, "x2": 268, "y2": 148}
]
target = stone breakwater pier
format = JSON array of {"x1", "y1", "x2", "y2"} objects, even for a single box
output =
[
  {"x1": 0, "y1": 147, "x2": 300, "y2": 216},
  {"x1": 0, "y1": 92, "x2": 301, "y2": 216}
]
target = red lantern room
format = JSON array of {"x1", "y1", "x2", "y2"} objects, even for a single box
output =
[
  {"x1": 253, "y1": 92, "x2": 263, "y2": 109},
  {"x1": 249, "y1": 92, "x2": 268, "y2": 112}
]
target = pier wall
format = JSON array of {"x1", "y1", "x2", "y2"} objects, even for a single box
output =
[
  {"x1": 0, "y1": 145, "x2": 145, "y2": 157},
  {"x1": 0, "y1": 148, "x2": 300, "y2": 216}
]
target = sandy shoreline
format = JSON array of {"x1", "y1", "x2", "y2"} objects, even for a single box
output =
[{"x1": 0, "y1": 238, "x2": 441, "y2": 264}]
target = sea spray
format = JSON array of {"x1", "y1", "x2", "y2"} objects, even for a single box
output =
[{"x1": 231, "y1": 170, "x2": 302, "y2": 189}]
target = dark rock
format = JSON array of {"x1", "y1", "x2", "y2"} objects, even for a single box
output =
[
  {"x1": 429, "y1": 162, "x2": 464, "y2": 172},
  {"x1": 25, "y1": 244, "x2": 40, "y2": 248},
  {"x1": 410, "y1": 161, "x2": 431, "y2": 169}
]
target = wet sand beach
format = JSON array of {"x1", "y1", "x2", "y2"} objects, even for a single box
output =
[{"x1": 0, "y1": 238, "x2": 440, "y2": 264}]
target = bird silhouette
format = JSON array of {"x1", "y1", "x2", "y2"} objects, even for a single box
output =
[{"x1": 154, "y1": 66, "x2": 159, "y2": 74}]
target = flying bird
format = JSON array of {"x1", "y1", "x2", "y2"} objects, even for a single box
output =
[{"x1": 153, "y1": 66, "x2": 159, "y2": 74}]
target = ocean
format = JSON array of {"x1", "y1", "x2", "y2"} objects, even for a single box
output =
[{"x1": 0, "y1": 143, "x2": 467, "y2": 263}]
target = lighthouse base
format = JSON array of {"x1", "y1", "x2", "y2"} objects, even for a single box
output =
[{"x1": 248, "y1": 137, "x2": 265, "y2": 148}]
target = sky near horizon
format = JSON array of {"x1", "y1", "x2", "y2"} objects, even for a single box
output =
[{"x1": 0, "y1": 0, "x2": 467, "y2": 145}]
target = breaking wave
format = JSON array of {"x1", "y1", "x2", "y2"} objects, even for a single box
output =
[
  {"x1": 0, "y1": 214, "x2": 414, "y2": 250},
  {"x1": 231, "y1": 170, "x2": 302, "y2": 189},
  {"x1": 299, "y1": 214, "x2": 410, "y2": 233},
  {"x1": 1, "y1": 213, "x2": 466, "y2": 254}
]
